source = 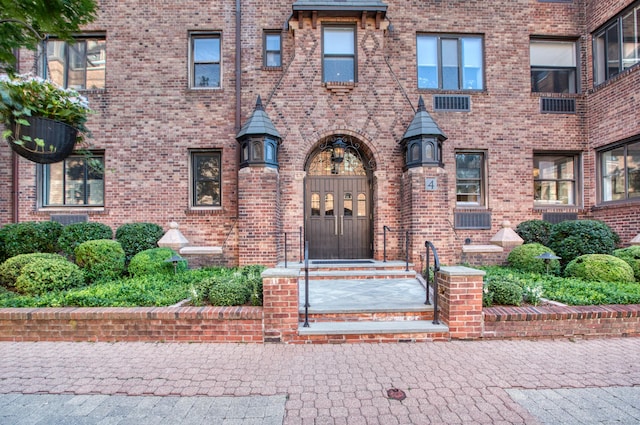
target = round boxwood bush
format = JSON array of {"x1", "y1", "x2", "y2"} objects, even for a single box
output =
[
  {"x1": 115, "y1": 222, "x2": 164, "y2": 262},
  {"x1": 485, "y1": 275, "x2": 523, "y2": 306},
  {"x1": 0, "y1": 253, "x2": 67, "y2": 289},
  {"x1": 207, "y1": 279, "x2": 251, "y2": 306},
  {"x1": 547, "y1": 220, "x2": 619, "y2": 265},
  {"x1": 58, "y1": 222, "x2": 113, "y2": 258},
  {"x1": 14, "y1": 258, "x2": 85, "y2": 295},
  {"x1": 128, "y1": 247, "x2": 186, "y2": 276},
  {"x1": 75, "y1": 239, "x2": 126, "y2": 282},
  {"x1": 0, "y1": 221, "x2": 63, "y2": 262},
  {"x1": 613, "y1": 246, "x2": 640, "y2": 281},
  {"x1": 564, "y1": 254, "x2": 635, "y2": 284},
  {"x1": 515, "y1": 220, "x2": 553, "y2": 246},
  {"x1": 507, "y1": 243, "x2": 560, "y2": 274}
]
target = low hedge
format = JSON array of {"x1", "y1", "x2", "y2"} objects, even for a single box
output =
[
  {"x1": 613, "y1": 246, "x2": 640, "y2": 281},
  {"x1": 58, "y1": 222, "x2": 113, "y2": 258},
  {"x1": 564, "y1": 254, "x2": 635, "y2": 284},
  {"x1": 14, "y1": 258, "x2": 85, "y2": 296},
  {"x1": 75, "y1": 239, "x2": 126, "y2": 283},
  {"x1": 507, "y1": 243, "x2": 560, "y2": 274},
  {"x1": 0, "y1": 253, "x2": 67, "y2": 289},
  {"x1": 0, "y1": 221, "x2": 63, "y2": 262},
  {"x1": 128, "y1": 247, "x2": 186, "y2": 276},
  {"x1": 115, "y1": 222, "x2": 164, "y2": 262}
]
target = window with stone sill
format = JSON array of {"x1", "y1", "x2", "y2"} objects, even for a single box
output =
[
  {"x1": 190, "y1": 150, "x2": 222, "y2": 208},
  {"x1": 40, "y1": 154, "x2": 105, "y2": 207},
  {"x1": 322, "y1": 25, "x2": 356, "y2": 83},
  {"x1": 41, "y1": 36, "x2": 106, "y2": 90}
]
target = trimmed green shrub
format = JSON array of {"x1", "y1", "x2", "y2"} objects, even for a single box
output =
[
  {"x1": 115, "y1": 222, "x2": 164, "y2": 262},
  {"x1": 564, "y1": 254, "x2": 635, "y2": 284},
  {"x1": 58, "y1": 222, "x2": 113, "y2": 258},
  {"x1": 240, "y1": 265, "x2": 266, "y2": 306},
  {"x1": 515, "y1": 220, "x2": 553, "y2": 246},
  {"x1": 75, "y1": 239, "x2": 126, "y2": 283},
  {"x1": 0, "y1": 221, "x2": 63, "y2": 261},
  {"x1": 207, "y1": 279, "x2": 251, "y2": 306},
  {"x1": 507, "y1": 243, "x2": 560, "y2": 274},
  {"x1": 485, "y1": 274, "x2": 523, "y2": 306},
  {"x1": 613, "y1": 246, "x2": 640, "y2": 281},
  {"x1": 0, "y1": 253, "x2": 67, "y2": 289},
  {"x1": 14, "y1": 258, "x2": 85, "y2": 295},
  {"x1": 547, "y1": 220, "x2": 619, "y2": 265},
  {"x1": 128, "y1": 247, "x2": 185, "y2": 276}
]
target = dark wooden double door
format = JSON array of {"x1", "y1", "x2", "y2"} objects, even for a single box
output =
[{"x1": 306, "y1": 176, "x2": 371, "y2": 259}]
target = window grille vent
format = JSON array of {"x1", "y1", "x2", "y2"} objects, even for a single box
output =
[
  {"x1": 540, "y1": 98, "x2": 576, "y2": 114},
  {"x1": 434, "y1": 95, "x2": 470, "y2": 112},
  {"x1": 542, "y1": 212, "x2": 578, "y2": 224},
  {"x1": 50, "y1": 214, "x2": 89, "y2": 226},
  {"x1": 454, "y1": 211, "x2": 491, "y2": 229}
]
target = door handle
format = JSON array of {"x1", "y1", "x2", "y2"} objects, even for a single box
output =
[
  {"x1": 335, "y1": 215, "x2": 338, "y2": 235},
  {"x1": 341, "y1": 215, "x2": 344, "y2": 235}
]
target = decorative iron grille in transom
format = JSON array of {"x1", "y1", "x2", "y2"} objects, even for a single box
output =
[{"x1": 307, "y1": 136, "x2": 373, "y2": 176}]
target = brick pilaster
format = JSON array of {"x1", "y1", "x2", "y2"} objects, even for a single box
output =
[
  {"x1": 261, "y1": 268, "x2": 299, "y2": 343},
  {"x1": 237, "y1": 167, "x2": 280, "y2": 266},
  {"x1": 437, "y1": 266, "x2": 485, "y2": 340}
]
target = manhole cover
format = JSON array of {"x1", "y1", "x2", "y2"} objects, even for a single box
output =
[{"x1": 387, "y1": 388, "x2": 406, "y2": 401}]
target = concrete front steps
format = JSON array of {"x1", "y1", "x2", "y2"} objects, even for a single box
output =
[{"x1": 295, "y1": 261, "x2": 449, "y2": 343}]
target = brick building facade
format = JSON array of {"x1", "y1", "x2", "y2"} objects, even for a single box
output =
[{"x1": 1, "y1": 0, "x2": 639, "y2": 268}]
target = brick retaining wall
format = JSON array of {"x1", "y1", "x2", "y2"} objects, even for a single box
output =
[
  {"x1": 483, "y1": 304, "x2": 640, "y2": 339},
  {"x1": 0, "y1": 306, "x2": 263, "y2": 343}
]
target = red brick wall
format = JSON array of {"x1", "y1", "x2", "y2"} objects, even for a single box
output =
[
  {"x1": 483, "y1": 304, "x2": 640, "y2": 339},
  {"x1": 2, "y1": 0, "x2": 638, "y2": 265},
  {"x1": 0, "y1": 306, "x2": 263, "y2": 342}
]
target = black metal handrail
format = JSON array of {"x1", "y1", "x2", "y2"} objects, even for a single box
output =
[
  {"x1": 383, "y1": 226, "x2": 391, "y2": 262},
  {"x1": 303, "y1": 241, "x2": 310, "y2": 327},
  {"x1": 405, "y1": 231, "x2": 410, "y2": 272},
  {"x1": 299, "y1": 226, "x2": 303, "y2": 264},
  {"x1": 424, "y1": 240, "x2": 441, "y2": 325}
]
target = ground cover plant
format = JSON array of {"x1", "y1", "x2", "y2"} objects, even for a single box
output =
[
  {"x1": 481, "y1": 265, "x2": 640, "y2": 306},
  {"x1": 0, "y1": 265, "x2": 266, "y2": 308}
]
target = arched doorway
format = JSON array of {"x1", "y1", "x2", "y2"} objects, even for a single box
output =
[{"x1": 305, "y1": 136, "x2": 373, "y2": 259}]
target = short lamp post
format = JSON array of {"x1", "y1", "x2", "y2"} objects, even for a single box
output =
[
  {"x1": 164, "y1": 254, "x2": 186, "y2": 274},
  {"x1": 535, "y1": 252, "x2": 561, "y2": 274}
]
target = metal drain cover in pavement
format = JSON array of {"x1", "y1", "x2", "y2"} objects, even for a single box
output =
[{"x1": 387, "y1": 388, "x2": 406, "y2": 401}]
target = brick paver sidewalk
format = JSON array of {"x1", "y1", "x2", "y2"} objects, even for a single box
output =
[{"x1": 1, "y1": 338, "x2": 639, "y2": 424}]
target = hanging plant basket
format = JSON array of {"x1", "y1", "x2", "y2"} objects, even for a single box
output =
[{"x1": 9, "y1": 116, "x2": 78, "y2": 164}]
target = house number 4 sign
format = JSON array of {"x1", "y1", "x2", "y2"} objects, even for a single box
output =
[{"x1": 425, "y1": 177, "x2": 437, "y2": 191}]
